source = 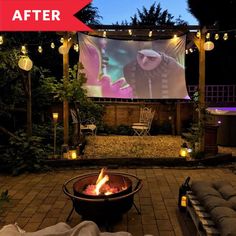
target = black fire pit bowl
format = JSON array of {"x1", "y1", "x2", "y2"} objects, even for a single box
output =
[{"x1": 63, "y1": 171, "x2": 142, "y2": 221}]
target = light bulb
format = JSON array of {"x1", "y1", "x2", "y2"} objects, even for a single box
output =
[
  {"x1": 214, "y1": 33, "x2": 219, "y2": 40},
  {"x1": 148, "y1": 30, "x2": 152, "y2": 37},
  {"x1": 60, "y1": 37, "x2": 64, "y2": 43},
  {"x1": 50, "y1": 42, "x2": 55, "y2": 49},
  {"x1": 128, "y1": 29, "x2": 132, "y2": 35},
  {"x1": 223, "y1": 33, "x2": 228, "y2": 40},
  {"x1": 73, "y1": 44, "x2": 79, "y2": 52},
  {"x1": 206, "y1": 32, "x2": 210, "y2": 39},
  {"x1": 103, "y1": 31, "x2": 106, "y2": 37},
  {"x1": 21, "y1": 45, "x2": 27, "y2": 54},
  {"x1": 38, "y1": 46, "x2": 43, "y2": 53},
  {"x1": 0, "y1": 36, "x2": 3, "y2": 45}
]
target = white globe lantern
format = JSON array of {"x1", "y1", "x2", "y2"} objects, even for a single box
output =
[
  {"x1": 204, "y1": 41, "x2": 214, "y2": 51},
  {"x1": 58, "y1": 45, "x2": 69, "y2": 55},
  {"x1": 18, "y1": 56, "x2": 33, "y2": 71}
]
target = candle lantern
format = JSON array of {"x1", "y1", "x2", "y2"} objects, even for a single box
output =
[
  {"x1": 70, "y1": 150, "x2": 77, "y2": 160},
  {"x1": 52, "y1": 112, "x2": 59, "y2": 123},
  {"x1": 179, "y1": 143, "x2": 189, "y2": 158}
]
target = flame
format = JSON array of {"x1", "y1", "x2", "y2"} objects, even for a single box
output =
[{"x1": 95, "y1": 168, "x2": 109, "y2": 195}]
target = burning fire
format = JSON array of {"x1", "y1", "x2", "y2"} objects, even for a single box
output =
[{"x1": 83, "y1": 168, "x2": 127, "y2": 196}]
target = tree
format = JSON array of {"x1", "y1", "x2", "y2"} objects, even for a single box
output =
[
  {"x1": 75, "y1": 3, "x2": 102, "y2": 25},
  {"x1": 187, "y1": 0, "x2": 236, "y2": 29},
  {"x1": 129, "y1": 2, "x2": 186, "y2": 26}
]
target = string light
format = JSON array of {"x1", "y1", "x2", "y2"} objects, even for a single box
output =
[
  {"x1": 128, "y1": 29, "x2": 132, "y2": 36},
  {"x1": 73, "y1": 43, "x2": 79, "y2": 52},
  {"x1": 189, "y1": 48, "x2": 193, "y2": 53},
  {"x1": 214, "y1": 33, "x2": 219, "y2": 40},
  {"x1": 60, "y1": 37, "x2": 64, "y2": 43},
  {"x1": 223, "y1": 33, "x2": 228, "y2": 40},
  {"x1": 0, "y1": 36, "x2": 3, "y2": 45},
  {"x1": 21, "y1": 45, "x2": 27, "y2": 54},
  {"x1": 148, "y1": 30, "x2": 152, "y2": 37},
  {"x1": 38, "y1": 46, "x2": 43, "y2": 53},
  {"x1": 185, "y1": 49, "x2": 188, "y2": 54},
  {"x1": 206, "y1": 32, "x2": 210, "y2": 39},
  {"x1": 103, "y1": 31, "x2": 106, "y2": 37},
  {"x1": 50, "y1": 42, "x2": 55, "y2": 49}
]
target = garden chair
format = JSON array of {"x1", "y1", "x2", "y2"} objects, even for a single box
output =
[
  {"x1": 70, "y1": 109, "x2": 97, "y2": 136},
  {"x1": 132, "y1": 107, "x2": 153, "y2": 126},
  {"x1": 132, "y1": 109, "x2": 155, "y2": 136}
]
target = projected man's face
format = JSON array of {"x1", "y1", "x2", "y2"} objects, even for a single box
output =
[{"x1": 137, "y1": 49, "x2": 162, "y2": 71}]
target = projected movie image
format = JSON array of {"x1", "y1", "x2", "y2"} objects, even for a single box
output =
[{"x1": 78, "y1": 33, "x2": 189, "y2": 99}]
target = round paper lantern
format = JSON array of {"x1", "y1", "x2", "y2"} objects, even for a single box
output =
[
  {"x1": 18, "y1": 56, "x2": 33, "y2": 71},
  {"x1": 204, "y1": 41, "x2": 214, "y2": 51},
  {"x1": 58, "y1": 45, "x2": 69, "y2": 55}
]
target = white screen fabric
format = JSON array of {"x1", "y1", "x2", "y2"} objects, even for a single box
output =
[{"x1": 78, "y1": 33, "x2": 189, "y2": 99}]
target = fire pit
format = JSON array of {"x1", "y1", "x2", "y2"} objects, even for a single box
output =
[{"x1": 63, "y1": 169, "x2": 142, "y2": 222}]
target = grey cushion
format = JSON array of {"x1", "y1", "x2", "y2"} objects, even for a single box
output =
[
  {"x1": 218, "y1": 185, "x2": 236, "y2": 200},
  {"x1": 202, "y1": 196, "x2": 231, "y2": 211},
  {"x1": 210, "y1": 207, "x2": 236, "y2": 223},
  {"x1": 217, "y1": 218, "x2": 236, "y2": 236},
  {"x1": 190, "y1": 181, "x2": 236, "y2": 236}
]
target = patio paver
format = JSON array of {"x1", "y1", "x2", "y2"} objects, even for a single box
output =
[{"x1": 0, "y1": 167, "x2": 236, "y2": 235}]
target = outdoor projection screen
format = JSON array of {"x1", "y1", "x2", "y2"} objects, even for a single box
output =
[{"x1": 78, "y1": 33, "x2": 189, "y2": 99}]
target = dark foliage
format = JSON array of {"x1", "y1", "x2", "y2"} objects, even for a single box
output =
[{"x1": 187, "y1": 0, "x2": 236, "y2": 29}]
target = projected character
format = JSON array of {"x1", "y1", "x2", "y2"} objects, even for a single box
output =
[{"x1": 123, "y1": 49, "x2": 189, "y2": 99}]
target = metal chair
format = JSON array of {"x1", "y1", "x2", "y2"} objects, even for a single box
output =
[
  {"x1": 132, "y1": 109, "x2": 155, "y2": 136},
  {"x1": 70, "y1": 109, "x2": 97, "y2": 136}
]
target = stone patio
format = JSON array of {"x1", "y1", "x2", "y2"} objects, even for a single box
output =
[{"x1": 1, "y1": 167, "x2": 236, "y2": 235}]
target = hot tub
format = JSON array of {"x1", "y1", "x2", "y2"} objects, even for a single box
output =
[{"x1": 207, "y1": 107, "x2": 236, "y2": 146}]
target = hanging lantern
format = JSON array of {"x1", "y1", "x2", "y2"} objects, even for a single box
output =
[
  {"x1": 18, "y1": 56, "x2": 33, "y2": 71},
  {"x1": 204, "y1": 41, "x2": 214, "y2": 51},
  {"x1": 58, "y1": 45, "x2": 69, "y2": 54}
]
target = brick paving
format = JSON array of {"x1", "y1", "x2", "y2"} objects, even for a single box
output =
[{"x1": 1, "y1": 167, "x2": 236, "y2": 235}]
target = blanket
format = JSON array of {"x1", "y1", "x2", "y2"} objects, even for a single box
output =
[{"x1": 0, "y1": 221, "x2": 132, "y2": 236}]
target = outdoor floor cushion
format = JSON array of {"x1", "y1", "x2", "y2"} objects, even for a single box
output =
[
  {"x1": 0, "y1": 221, "x2": 132, "y2": 236},
  {"x1": 191, "y1": 180, "x2": 236, "y2": 236}
]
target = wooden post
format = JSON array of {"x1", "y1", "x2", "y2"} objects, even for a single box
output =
[
  {"x1": 26, "y1": 71, "x2": 32, "y2": 137},
  {"x1": 61, "y1": 36, "x2": 73, "y2": 146},
  {"x1": 198, "y1": 29, "x2": 206, "y2": 152}
]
